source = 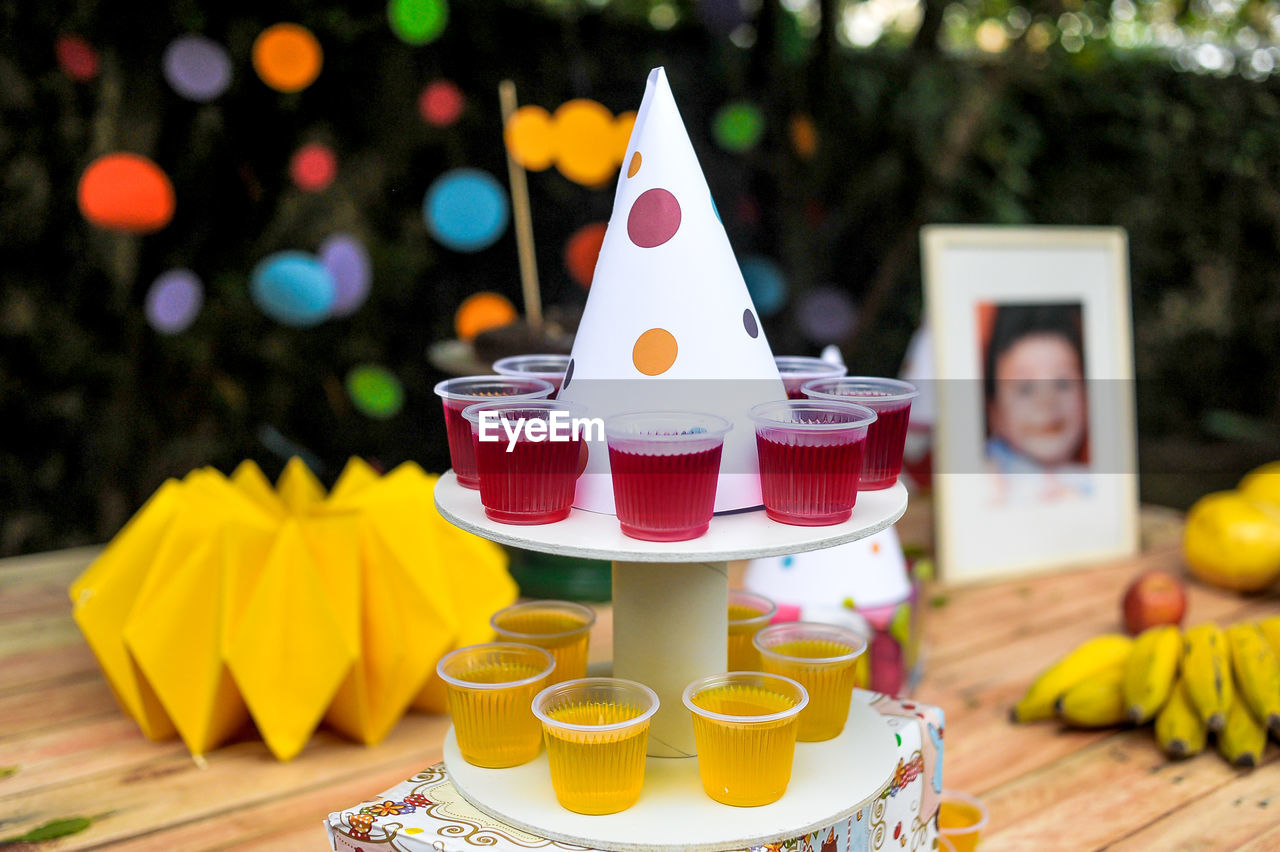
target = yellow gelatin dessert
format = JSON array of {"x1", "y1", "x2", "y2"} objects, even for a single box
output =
[
  {"x1": 754, "y1": 623, "x2": 866, "y2": 742},
  {"x1": 437, "y1": 644, "x2": 554, "y2": 768},
  {"x1": 727, "y1": 590, "x2": 776, "y2": 672},
  {"x1": 492, "y1": 601, "x2": 596, "y2": 684},
  {"x1": 534, "y1": 678, "x2": 659, "y2": 815},
  {"x1": 683, "y1": 673, "x2": 807, "y2": 807}
]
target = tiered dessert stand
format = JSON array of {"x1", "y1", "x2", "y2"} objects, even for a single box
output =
[{"x1": 434, "y1": 473, "x2": 908, "y2": 852}]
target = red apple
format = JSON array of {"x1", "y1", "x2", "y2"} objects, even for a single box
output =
[{"x1": 1122, "y1": 569, "x2": 1187, "y2": 635}]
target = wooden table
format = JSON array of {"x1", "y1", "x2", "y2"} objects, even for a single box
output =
[{"x1": 4, "y1": 504, "x2": 1280, "y2": 850}]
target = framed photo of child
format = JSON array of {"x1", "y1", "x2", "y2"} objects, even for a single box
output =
[{"x1": 921, "y1": 226, "x2": 1139, "y2": 583}]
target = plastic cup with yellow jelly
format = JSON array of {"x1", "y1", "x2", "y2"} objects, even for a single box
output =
[
  {"x1": 436, "y1": 643, "x2": 555, "y2": 768},
  {"x1": 533, "y1": 678, "x2": 659, "y2": 815},
  {"x1": 754, "y1": 622, "x2": 867, "y2": 742},
  {"x1": 728, "y1": 590, "x2": 776, "y2": 671},
  {"x1": 939, "y1": 789, "x2": 989, "y2": 852},
  {"x1": 682, "y1": 672, "x2": 808, "y2": 807},
  {"x1": 491, "y1": 600, "x2": 596, "y2": 685}
]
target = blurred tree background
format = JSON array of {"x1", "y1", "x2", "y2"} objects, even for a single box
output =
[{"x1": 2, "y1": 0, "x2": 1278, "y2": 555}]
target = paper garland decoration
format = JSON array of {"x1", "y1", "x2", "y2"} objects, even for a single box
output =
[
  {"x1": 423, "y1": 169, "x2": 509, "y2": 252},
  {"x1": 505, "y1": 101, "x2": 636, "y2": 187},
  {"x1": 319, "y1": 233, "x2": 372, "y2": 316},
  {"x1": 555, "y1": 66, "x2": 787, "y2": 514},
  {"x1": 418, "y1": 79, "x2": 464, "y2": 126},
  {"x1": 388, "y1": 0, "x2": 449, "y2": 45},
  {"x1": 454, "y1": 291, "x2": 516, "y2": 341},
  {"x1": 290, "y1": 142, "x2": 337, "y2": 191},
  {"x1": 69, "y1": 458, "x2": 516, "y2": 760},
  {"x1": 145, "y1": 268, "x2": 204, "y2": 334},
  {"x1": 55, "y1": 34, "x2": 99, "y2": 81},
  {"x1": 565, "y1": 222, "x2": 608, "y2": 289},
  {"x1": 252, "y1": 23, "x2": 323, "y2": 93},
  {"x1": 162, "y1": 35, "x2": 232, "y2": 102},
  {"x1": 77, "y1": 153, "x2": 176, "y2": 233},
  {"x1": 797, "y1": 286, "x2": 857, "y2": 344},
  {"x1": 250, "y1": 251, "x2": 336, "y2": 327}
]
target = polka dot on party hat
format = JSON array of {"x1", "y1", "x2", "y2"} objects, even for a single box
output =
[
  {"x1": 290, "y1": 142, "x2": 337, "y2": 192},
  {"x1": 713, "y1": 101, "x2": 765, "y2": 153},
  {"x1": 742, "y1": 308, "x2": 759, "y2": 339},
  {"x1": 145, "y1": 268, "x2": 203, "y2": 334},
  {"x1": 252, "y1": 23, "x2": 322, "y2": 93},
  {"x1": 505, "y1": 105, "x2": 555, "y2": 171},
  {"x1": 632, "y1": 328, "x2": 678, "y2": 376},
  {"x1": 454, "y1": 292, "x2": 516, "y2": 341},
  {"x1": 346, "y1": 365, "x2": 404, "y2": 419},
  {"x1": 318, "y1": 233, "x2": 371, "y2": 317},
  {"x1": 419, "y1": 79, "x2": 464, "y2": 127},
  {"x1": 424, "y1": 168, "x2": 509, "y2": 252},
  {"x1": 78, "y1": 153, "x2": 175, "y2": 233},
  {"x1": 163, "y1": 35, "x2": 232, "y2": 102},
  {"x1": 627, "y1": 151, "x2": 642, "y2": 179},
  {"x1": 797, "y1": 286, "x2": 858, "y2": 344},
  {"x1": 250, "y1": 251, "x2": 335, "y2": 327},
  {"x1": 553, "y1": 100, "x2": 617, "y2": 186},
  {"x1": 388, "y1": 0, "x2": 449, "y2": 45},
  {"x1": 739, "y1": 255, "x2": 787, "y2": 316},
  {"x1": 564, "y1": 222, "x2": 607, "y2": 289},
  {"x1": 627, "y1": 188, "x2": 681, "y2": 248},
  {"x1": 56, "y1": 34, "x2": 98, "y2": 81}
]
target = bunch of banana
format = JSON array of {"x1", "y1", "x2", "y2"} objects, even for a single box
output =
[{"x1": 1012, "y1": 618, "x2": 1280, "y2": 769}]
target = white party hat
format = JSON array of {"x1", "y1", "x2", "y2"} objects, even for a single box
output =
[{"x1": 558, "y1": 67, "x2": 787, "y2": 514}]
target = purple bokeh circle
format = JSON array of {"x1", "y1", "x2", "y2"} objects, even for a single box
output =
[
  {"x1": 162, "y1": 35, "x2": 232, "y2": 102},
  {"x1": 797, "y1": 286, "x2": 858, "y2": 344},
  {"x1": 146, "y1": 268, "x2": 204, "y2": 334},
  {"x1": 319, "y1": 233, "x2": 372, "y2": 317}
]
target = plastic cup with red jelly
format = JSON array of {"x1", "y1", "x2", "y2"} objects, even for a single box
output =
[
  {"x1": 492, "y1": 354, "x2": 572, "y2": 395},
  {"x1": 604, "y1": 411, "x2": 732, "y2": 542},
  {"x1": 462, "y1": 399, "x2": 586, "y2": 524},
  {"x1": 434, "y1": 376, "x2": 554, "y2": 489},
  {"x1": 749, "y1": 399, "x2": 877, "y2": 526},
  {"x1": 774, "y1": 356, "x2": 848, "y2": 400},
  {"x1": 800, "y1": 377, "x2": 918, "y2": 490}
]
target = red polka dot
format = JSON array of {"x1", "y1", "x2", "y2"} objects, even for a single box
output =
[
  {"x1": 627, "y1": 188, "x2": 681, "y2": 248},
  {"x1": 290, "y1": 143, "x2": 336, "y2": 192}
]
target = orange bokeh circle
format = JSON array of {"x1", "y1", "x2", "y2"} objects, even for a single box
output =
[
  {"x1": 455, "y1": 292, "x2": 518, "y2": 341},
  {"x1": 252, "y1": 23, "x2": 323, "y2": 93},
  {"x1": 504, "y1": 105, "x2": 555, "y2": 171},
  {"x1": 553, "y1": 99, "x2": 616, "y2": 187},
  {"x1": 77, "y1": 153, "x2": 175, "y2": 233}
]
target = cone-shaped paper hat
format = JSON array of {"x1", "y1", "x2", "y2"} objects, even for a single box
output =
[{"x1": 558, "y1": 67, "x2": 786, "y2": 514}]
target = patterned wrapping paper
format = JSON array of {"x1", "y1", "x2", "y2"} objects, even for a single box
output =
[{"x1": 324, "y1": 692, "x2": 944, "y2": 852}]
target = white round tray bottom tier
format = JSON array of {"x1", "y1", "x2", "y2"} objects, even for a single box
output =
[{"x1": 444, "y1": 690, "x2": 898, "y2": 852}]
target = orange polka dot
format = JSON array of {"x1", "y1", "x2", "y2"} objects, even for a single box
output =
[
  {"x1": 253, "y1": 23, "x2": 322, "y2": 93},
  {"x1": 455, "y1": 292, "x2": 517, "y2": 341},
  {"x1": 505, "y1": 105, "x2": 555, "y2": 171},
  {"x1": 627, "y1": 151, "x2": 642, "y2": 179},
  {"x1": 632, "y1": 328, "x2": 677, "y2": 376}
]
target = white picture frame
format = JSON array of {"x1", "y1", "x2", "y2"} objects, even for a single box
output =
[{"x1": 921, "y1": 225, "x2": 1140, "y2": 583}]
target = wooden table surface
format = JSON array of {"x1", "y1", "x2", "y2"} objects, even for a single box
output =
[{"x1": 4, "y1": 503, "x2": 1280, "y2": 851}]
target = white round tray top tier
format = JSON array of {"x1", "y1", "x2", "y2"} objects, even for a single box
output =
[
  {"x1": 435, "y1": 474, "x2": 907, "y2": 758},
  {"x1": 444, "y1": 690, "x2": 898, "y2": 852}
]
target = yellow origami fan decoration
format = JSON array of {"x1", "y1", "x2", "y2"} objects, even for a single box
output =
[{"x1": 70, "y1": 458, "x2": 515, "y2": 760}]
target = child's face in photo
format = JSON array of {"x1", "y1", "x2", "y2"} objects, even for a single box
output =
[{"x1": 988, "y1": 332, "x2": 1087, "y2": 466}]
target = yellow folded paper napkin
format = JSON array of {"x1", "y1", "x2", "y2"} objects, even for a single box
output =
[{"x1": 70, "y1": 457, "x2": 515, "y2": 760}]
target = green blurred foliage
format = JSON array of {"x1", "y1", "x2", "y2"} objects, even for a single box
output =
[{"x1": 1, "y1": 0, "x2": 1278, "y2": 554}]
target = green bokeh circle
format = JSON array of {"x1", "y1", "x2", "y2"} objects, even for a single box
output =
[
  {"x1": 388, "y1": 0, "x2": 449, "y2": 45},
  {"x1": 347, "y1": 365, "x2": 405, "y2": 419},
  {"x1": 713, "y1": 101, "x2": 765, "y2": 153}
]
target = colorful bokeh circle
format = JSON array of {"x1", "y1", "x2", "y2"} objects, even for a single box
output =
[
  {"x1": 423, "y1": 169, "x2": 509, "y2": 252},
  {"x1": 713, "y1": 101, "x2": 765, "y2": 153},
  {"x1": 455, "y1": 292, "x2": 517, "y2": 341},
  {"x1": 347, "y1": 365, "x2": 405, "y2": 419},
  {"x1": 252, "y1": 23, "x2": 323, "y2": 93},
  {"x1": 146, "y1": 269, "x2": 204, "y2": 334},
  {"x1": 319, "y1": 233, "x2": 372, "y2": 317},
  {"x1": 388, "y1": 0, "x2": 449, "y2": 45},
  {"x1": 163, "y1": 35, "x2": 232, "y2": 102},
  {"x1": 419, "y1": 79, "x2": 464, "y2": 126},
  {"x1": 290, "y1": 143, "x2": 337, "y2": 192},
  {"x1": 739, "y1": 255, "x2": 787, "y2": 316},
  {"x1": 565, "y1": 222, "x2": 608, "y2": 289},
  {"x1": 797, "y1": 287, "x2": 858, "y2": 344},
  {"x1": 250, "y1": 251, "x2": 336, "y2": 327},
  {"x1": 77, "y1": 153, "x2": 175, "y2": 233}
]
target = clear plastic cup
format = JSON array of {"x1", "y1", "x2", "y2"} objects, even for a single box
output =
[
  {"x1": 728, "y1": 590, "x2": 777, "y2": 671},
  {"x1": 491, "y1": 600, "x2": 596, "y2": 685},
  {"x1": 800, "y1": 377, "x2": 919, "y2": 490},
  {"x1": 775, "y1": 356, "x2": 848, "y2": 400},
  {"x1": 682, "y1": 672, "x2": 808, "y2": 807},
  {"x1": 436, "y1": 643, "x2": 555, "y2": 768},
  {"x1": 604, "y1": 411, "x2": 732, "y2": 542},
  {"x1": 493, "y1": 354, "x2": 572, "y2": 394},
  {"x1": 754, "y1": 622, "x2": 867, "y2": 742},
  {"x1": 749, "y1": 399, "x2": 878, "y2": 526},
  {"x1": 939, "y1": 789, "x2": 989, "y2": 852},
  {"x1": 533, "y1": 678, "x2": 660, "y2": 815},
  {"x1": 435, "y1": 376, "x2": 554, "y2": 489},
  {"x1": 462, "y1": 399, "x2": 585, "y2": 524}
]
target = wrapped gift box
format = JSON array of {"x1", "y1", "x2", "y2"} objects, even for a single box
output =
[{"x1": 324, "y1": 691, "x2": 944, "y2": 852}]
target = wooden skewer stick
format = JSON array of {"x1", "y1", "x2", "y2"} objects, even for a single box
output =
[{"x1": 498, "y1": 80, "x2": 542, "y2": 329}]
